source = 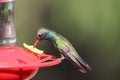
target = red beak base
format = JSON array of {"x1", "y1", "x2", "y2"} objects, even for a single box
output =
[{"x1": 33, "y1": 39, "x2": 40, "y2": 48}]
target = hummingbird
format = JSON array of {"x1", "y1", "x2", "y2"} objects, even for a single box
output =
[{"x1": 34, "y1": 27, "x2": 91, "y2": 73}]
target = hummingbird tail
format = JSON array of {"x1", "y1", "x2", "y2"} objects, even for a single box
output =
[
  {"x1": 75, "y1": 57, "x2": 92, "y2": 73},
  {"x1": 67, "y1": 54, "x2": 91, "y2": 73}
]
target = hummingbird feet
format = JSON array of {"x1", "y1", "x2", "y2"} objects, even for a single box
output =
[{"x1": 59, "y1": 55, "x2": 65, "y2": 60}]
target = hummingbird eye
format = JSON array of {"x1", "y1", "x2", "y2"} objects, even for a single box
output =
[
  {"x1": 38, "y1": 34, "x2": 41, "y2": 37},
  {"x1": 37, "y1": 34, "x2": 44, "y2": 40},
  {"x1": 37, "y1": 34, "x2": 41, "y2": 39}
]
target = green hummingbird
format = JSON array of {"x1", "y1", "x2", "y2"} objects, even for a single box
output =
[{"x1": 34, "y1": 27, "x2": 91, "y2": 73}]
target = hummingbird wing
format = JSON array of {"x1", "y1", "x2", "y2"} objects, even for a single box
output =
[{"x1": 57, "y1": 41, "x2": 91, "y2": 73}]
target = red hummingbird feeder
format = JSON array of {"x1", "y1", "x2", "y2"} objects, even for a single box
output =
[{"x1": 0, "y1": 0, "x2": 61, "y2": 80}]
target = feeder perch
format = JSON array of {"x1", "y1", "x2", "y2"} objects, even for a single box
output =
[{"x1": 0, "y1": 0, "x2": 61, "y2": 80}]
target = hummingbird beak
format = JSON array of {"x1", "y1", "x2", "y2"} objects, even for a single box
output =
[{"x1": 33, "y1": 39, "x2": 40, "y2": 48}]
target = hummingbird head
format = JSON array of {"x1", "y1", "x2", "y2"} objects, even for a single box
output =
[
  {"x1": 34, "y1": 27, "x2": 51, "y2": 47},
  {"x1": 36, "y1": 27, "x2": 48, "y2": 40}
]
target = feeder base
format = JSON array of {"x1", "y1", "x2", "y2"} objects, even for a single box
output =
[{"x1": 0, "y1": 68, "x2": 38, "y2": 80}]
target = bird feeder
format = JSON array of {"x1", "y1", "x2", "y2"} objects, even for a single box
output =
[{"x1": 0, "y1": 0, "x2": 61, "y2": 80}]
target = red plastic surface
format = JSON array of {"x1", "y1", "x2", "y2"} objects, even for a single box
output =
[
  {"x1": 0, "y1": 0, "x2": 14, "y2": 2},
  {"x1": 0, "y1": 46, "x2": 61, "y2": 80}
]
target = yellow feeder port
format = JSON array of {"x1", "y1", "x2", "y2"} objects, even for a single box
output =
[{"x1": 23, "y1": 43, "x2": 44, "y2": 54}]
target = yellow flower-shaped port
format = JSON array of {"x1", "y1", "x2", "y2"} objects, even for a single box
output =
[{"x1": 23, "y1": 43, "x2": 44, "y2": 54}]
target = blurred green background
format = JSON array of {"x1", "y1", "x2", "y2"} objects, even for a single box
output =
[{"x1": 15, "y1": 0, "x2": 120, "y2": 80}]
